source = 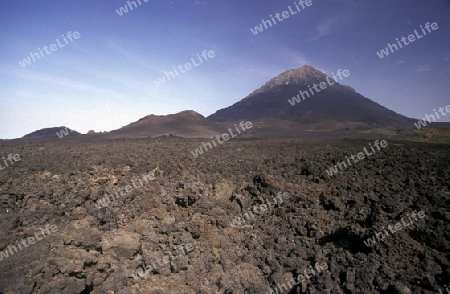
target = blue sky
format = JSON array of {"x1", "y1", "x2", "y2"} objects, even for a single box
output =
[{"x1": 1, "y1": 0, "x2": 449, "y2": 139}]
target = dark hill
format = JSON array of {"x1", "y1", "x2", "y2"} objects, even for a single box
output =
[
  {"x1": 105, "y1": 110, "x2": 226, "y2": 139},
  {"x1": 22, "y1": 127, "x2": 80, "y2": 139},
  {"x1": 209, "y1": 65, "x2": 413, "y2": 131}
]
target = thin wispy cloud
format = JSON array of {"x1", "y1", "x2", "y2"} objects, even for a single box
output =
[
  {"x1": 277, "y1": 46, "x2": 312, "y2": 68},
  {"x1": 309, "y1": 17, "x2": 341, "y2": 41},
  {"x1": 439, "y1": 67, "x2": 450, "y2": 75},
  {"x1": 106, "y1": 40, "x2": 162, "y2": 73},
  {"x1": 2, "y1": 67, "x2": 130, "y2": 100},
  {"x1": 417, "y1": 66, "x2": 431, "y2": 72},
  {"x1": 65, "y1": 61, "x2": 154, "y2": 93}
]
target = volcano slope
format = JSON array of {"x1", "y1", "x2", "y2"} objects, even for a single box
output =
[{"x1": 0, "y1": 137, "x2": 449, "y2": 293}]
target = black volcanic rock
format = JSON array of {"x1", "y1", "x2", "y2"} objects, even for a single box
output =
[
  {"x1": 0, "y1": 138, "x2": 448, "y2": 293},
  {"x1": 107, "y1": 110, "x2": 226, "y2": 138},
  {"x1": 22, "y1": 127, "x2": 81, "y2": 139},
  {"x1": 209, "y1": 65, "x2": 413, "y2": 130}
]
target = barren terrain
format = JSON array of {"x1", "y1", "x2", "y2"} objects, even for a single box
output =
[{"x1": 0, "y1": 137, "x2": 449, "y2": 293}]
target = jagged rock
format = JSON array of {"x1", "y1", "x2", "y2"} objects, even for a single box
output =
[
  {"x1": 102, "y1": 230, "x2": 141, "y2": 260},
  {"x1": 0, "y1": 138, "x2": 448, "y2": 293}
]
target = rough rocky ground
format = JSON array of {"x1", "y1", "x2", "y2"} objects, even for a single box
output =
[{"x1": 0, "y1": 137, "x2": 449, "y2": 293}]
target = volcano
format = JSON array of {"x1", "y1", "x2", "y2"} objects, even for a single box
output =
[{"x1": 208, "y1": 65, "x2": 413, "y2": 132}]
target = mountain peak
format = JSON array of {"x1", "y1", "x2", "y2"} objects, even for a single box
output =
[
  {"x1": 176, "y1": 110, "x2": 205, "y2": 118},
  {"x1": 288, "y1": 65, "x2": 327, "y2": 81},
  {"x1": 252, "y1": 65, "x2": 328, "y2": 95},
  {"x1": 270, "y1": 65, "x2": 327, "y2": 84},
  {"x1": 137, "y1": 110, "x2": 204, "y2": 123}
]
